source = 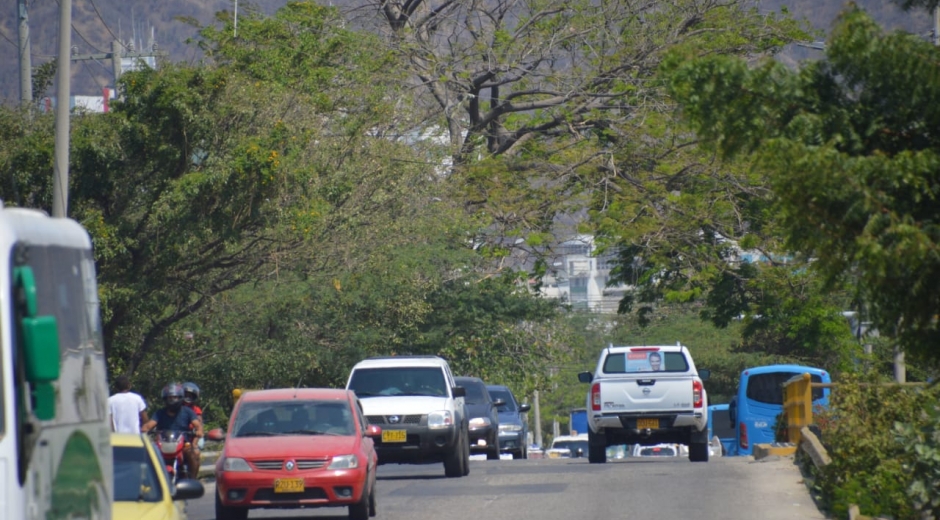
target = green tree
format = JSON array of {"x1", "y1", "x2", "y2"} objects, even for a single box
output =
[{"x1": 665, "y1": 6, "x2": 940, "y2": 362}]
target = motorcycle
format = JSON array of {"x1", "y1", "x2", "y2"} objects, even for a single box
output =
[{"x1": 153, "y1": 430, "x2": 192, "y2": 483}]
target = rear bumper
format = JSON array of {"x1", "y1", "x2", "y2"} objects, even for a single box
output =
[{"x1": 590, "y1": 411, "x2": 706, "y2": 445}]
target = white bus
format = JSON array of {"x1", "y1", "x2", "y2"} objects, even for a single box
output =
[{"x1": 0, "y1": 204, "x2": 112, "y2": 519}]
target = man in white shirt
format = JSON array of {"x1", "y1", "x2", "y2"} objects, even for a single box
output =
[{"x1": 108, "y1": 375, "x2": 148, "y2": 433}]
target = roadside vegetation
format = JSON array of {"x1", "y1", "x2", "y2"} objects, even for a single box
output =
[{"x1": 0, "y1": 0, "x2": 938, "y2": 515}]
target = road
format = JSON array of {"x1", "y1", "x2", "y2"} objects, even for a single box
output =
[{"x1": 183, "y1": 454, "x2": 825, "y2": 520}]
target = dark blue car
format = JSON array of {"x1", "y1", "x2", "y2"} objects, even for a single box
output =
[{"x1": 486, "y1": 384, "x2": 531, "y2": 459}]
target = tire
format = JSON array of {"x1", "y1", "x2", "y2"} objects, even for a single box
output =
[
  {"x1": 689, "y1": 441, "x2": 709, "y2": 462},
  {"x1": 444, "y1": 432, "x2": 464, "y2": 477},
  {"x1": 349, "y1": 487, "x2": 370, "y2": 520},
  {"x1": 588, "y1": 429, "x2": 607, "y2": 464},
  {"x1": 368, "y1": 485, "x2": 377, "y2": 517},
  {"x1": 461, "y1": 428, "x2": 471, "y2": 476},
  {"x1": 486, "y1": 434, "x2": 500, "y2": 460},
  {"x1": 511, "y1": 449, "x2": 524, "y2": 460},
  {"x1": 215, "y1": 491, "x2": 248, "y2": 520}
]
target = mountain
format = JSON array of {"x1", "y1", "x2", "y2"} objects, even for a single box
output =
[{"x1": 0, "y1": 0, "x2": 932, "y2": 103}]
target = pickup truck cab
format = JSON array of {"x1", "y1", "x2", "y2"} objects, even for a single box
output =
[{"x1": 578, "y1": 344, "x2": 711, "y2": 463}]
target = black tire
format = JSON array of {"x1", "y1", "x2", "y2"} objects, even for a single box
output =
[
  {"x1": 215, "y1": 491, "x2": 248, "y2": 520},
  {"x1": 461, "y1": 428, "x2": 471, "y2": 476},
  {"x1": 588, "y1": 429, "x2": 607, "y2": 464},
  {"x1": 349, "y1": 488, "x2": 370, "y2": 520},
  {"x1": 444, "y1": 433, "x2": 463, "y2": 477},
  {"x1": 689, "y1": 441, "x2": 709, "y2": 462},
  {"x1": 486, "y1": 435, "x2": 500, "y2": 460},
  {"x1": 511, "y1": 448, "x2": 524, "y2": 460},
  {"x1": 368, "y1": 485, "x2": 377, "y2": 517}
]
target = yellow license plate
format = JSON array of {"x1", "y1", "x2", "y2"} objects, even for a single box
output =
[
  {"x1": 274, "y1": 478, "x2": 304, "y2": 493},
  {"x1": 382, "y1": 429, "x2": 407, "y2": 442},
  {"x1": 637, "y1": 418, "x2": 659, "y2": 430}
]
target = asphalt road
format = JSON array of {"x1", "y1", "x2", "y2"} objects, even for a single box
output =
[{"x1": 183, "y1": 454, "x2": 826, "y2": 520}]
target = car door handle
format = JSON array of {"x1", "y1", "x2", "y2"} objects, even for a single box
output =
[{"x1": 636, "y1": 379, "x2": 656, "y2": 386}]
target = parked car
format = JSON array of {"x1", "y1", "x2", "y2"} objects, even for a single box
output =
[
  {"x1": 486, "y1": 384, "x2": 531, "y2": 459},
  {"x1": 632, "y1": 443, "x2": 680, "y2": 457},
  {"x1": 546, "y1": 434, "x2": 590, "y2": 459},
  {"x1": 208, "y1": 388, "x2": 381, "y2": 520},
  {"x1": 112, "y1": 432, "x2": 205, "y2": 520},
  {"x1": 455, "y1": 376, "x2": 503, "y2": 460},
  {"x1": 346, "y1": 355, "x2": 470, "y2": 477}
]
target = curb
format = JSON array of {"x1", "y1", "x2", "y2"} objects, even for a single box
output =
[{"x1": 753, "y1": 442, "x2": 797, "y2": 459}]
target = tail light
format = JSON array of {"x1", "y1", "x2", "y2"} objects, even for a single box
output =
[
  {"x1": 740, "y1": 423, "x2": 748, "y2": 450},
  {"x1": 591, "y1": 383, "x2": 601, "y2": 411},
  {"x1": 692, "y1": 380, "x2": 703, "y2": 408}
]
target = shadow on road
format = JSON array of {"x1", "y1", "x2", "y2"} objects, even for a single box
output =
[{"x1": 376, "y1": 473, "x2": 448, "y2": 481}]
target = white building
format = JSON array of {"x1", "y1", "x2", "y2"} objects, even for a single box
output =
[
  {"x1": 40, "y1": 88, "x2": 116, "y2": 114},
  {"x1": 538, "y1": 235, "x2": 628, "y2": 313}
]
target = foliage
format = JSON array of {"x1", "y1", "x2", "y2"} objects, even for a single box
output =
[
  {"x1": 896, "y1": 395, "x2": 940, "y2": 518},
  {"x1": 664, "y1": 6, "x2": 940, "y2": 362},
  {"x1": 813, "y1": 373, "x2": 938, "y2": 519}
]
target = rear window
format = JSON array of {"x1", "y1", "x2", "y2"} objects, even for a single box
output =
[
  {"x1": 603, "y1": 351, "x2": 689, "y2": 373},
  {"x1": 746, "y1": 372, "x2": 825, "y2": 405}
]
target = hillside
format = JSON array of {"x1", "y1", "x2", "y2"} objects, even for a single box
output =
[{"x1": 0, "y1": 0, "x2": 932, "y2": 101}]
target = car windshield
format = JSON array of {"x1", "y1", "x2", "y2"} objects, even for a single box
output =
[
  {"x1": 348, "y1": 367, "x2": 447, "y2": 397},
  {"x1": 488, "y1": 389, "x2": 516, "y2": 411},
  {"x1": 232, "y1": 400, "x2": 356, "y2": 437},
  {"x1": 456, "y1": 380, "x2": 489, "y2": 404},
  {"x1": 113, "y1": 446, "x2": 163, "y2": 502},
  {"x1": 552, "y1": 440, "x2": 589, "y2": 453}
]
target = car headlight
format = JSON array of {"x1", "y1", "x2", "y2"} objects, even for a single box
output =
[
  {"x1": 428, "y1": 410, "x2": 454, "y2": 429},
  {"x1": 221, "y1": 457, "x2": 252, "y2": 472},
  {"x1": 328, "y1": 454, "x2": 359, "y2": 470},
  {"x1": 469, "y1": 417, "x2": 491, "y2": 430},
  {"x1": 499, "y1": 423, "x2": 523, "y2": 433}
]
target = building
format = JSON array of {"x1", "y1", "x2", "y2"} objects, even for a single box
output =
[{"x1": 537, "y1": 235, "x2": 628, "y2": 313}]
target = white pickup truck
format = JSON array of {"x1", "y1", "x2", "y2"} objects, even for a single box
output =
[{"x1": 577, "y1": 344, "x2": 711, "y2": 463}]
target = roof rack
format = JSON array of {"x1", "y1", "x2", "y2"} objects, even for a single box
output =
[{"x1": 365, "y1": 355, "x2": 442, "y2": 360}]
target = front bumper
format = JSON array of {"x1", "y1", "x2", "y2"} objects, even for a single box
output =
[
  {"x1": 467, "y1": 425, "x2": 497, "y2": 452},
  {"x1": 216, "y1": 467, "x2": 368, "y2": 509},
  {"x1": 497, "y1": 431, "x2": 525, "y2": 452},
  {"x1": 366, "y1": 415, "x2": 460, "y2": 464}
]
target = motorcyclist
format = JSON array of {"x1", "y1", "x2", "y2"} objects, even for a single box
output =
[
  {"x1": 142, "y1": 382, "x2": 203, "y2": 478},
  {"x1": 182, "y1": 382, "x2": 205, "y2": 450}
]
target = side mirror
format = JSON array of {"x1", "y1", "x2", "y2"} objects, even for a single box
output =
[
  {"x1": 492, "y1": 398, "x2": 506, "y2": 408},
  {"x1": 365, "y1": 424, "x2": 382, "y2": 438},
  {"x1": 452, "y1": 386, "x2": 466, "y2": 398},
  {"x1": 173, "y1": 478, "x2": 205, "y2": 500},
  {"x1": 698, "y1": 369, "x2": 711, "y2": 381},
  {"x1": 15, "y1": 266, "x2": 60, "y2": 421},
  {"x1": 206, "y1": 428, "x2": 225, "y2": 441},
  {"x1": 577, "y1": 372, "x2": 593, "y2": 384},
  {"x1": 519, "y1": 403, "x2": 531, "y2": 413}
]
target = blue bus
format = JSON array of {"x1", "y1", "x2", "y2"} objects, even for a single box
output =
[
  {"x1": 707, "y1": 404, "x2": 736, "y2": 456},
  {"x1": 727, "y1": 365, "x2": 831, "y2": 456}
]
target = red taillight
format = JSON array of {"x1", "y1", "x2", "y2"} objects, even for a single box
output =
[
  {"x1": 591, "y1": 383, "x2": 601, "y2": 411},
  {"x1": 692, "y1": 380, "x2": 703, "y2": 408},
  {"x1": 740, "y1": 423, "x2": 748, "y2": 450}
]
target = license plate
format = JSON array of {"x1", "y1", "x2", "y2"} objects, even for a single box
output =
[
  {"x1": 273, "y1": 478, "x2": 304, "y2": 493},
  {"x1": 382, "y1": 429, "x2": 407, "y2": 443},
  {"x1": 637, "y1": 418, "x2": 659, "y2": 430}
]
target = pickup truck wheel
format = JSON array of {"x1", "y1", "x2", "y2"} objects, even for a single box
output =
[
  {"x1": 588, "y1": 429, "x2": 607, "y2": 464},
  {"x1": 462, "y1": 428, "x2": 471, "y2": 475},
  {"x1": 689, "y1": 441, "x2": 709, "y2": 462},
  {"x1": 444, "y1": 432, "x2": 464, "y2": 477}
]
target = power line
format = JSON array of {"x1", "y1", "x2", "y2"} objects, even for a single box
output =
[
  {"x1": 87, "y1": 0, "x2": 120, "y2": 42},
  {"x1": 0, "y1": 28, "x2": 17, "y2": 48}
]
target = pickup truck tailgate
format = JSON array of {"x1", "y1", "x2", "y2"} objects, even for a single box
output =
[{"x1": 599, "y1": 376, "x2": 694, "y2": 413}]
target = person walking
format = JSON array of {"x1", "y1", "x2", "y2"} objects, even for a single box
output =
[{"x1": 108, "y1": 375, "x2": 148, "y2": 433}]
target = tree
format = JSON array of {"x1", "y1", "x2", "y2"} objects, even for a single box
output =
[{"x1": 665, "y1": 6, "x2": 940, "y2": 362}]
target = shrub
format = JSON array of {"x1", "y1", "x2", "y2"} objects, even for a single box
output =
[
  {"x1": 896, "y1": 392, "x2": 940, "y2": 518},
  {"x1": 812, "y1": 372, "x2": 933, "y2": 519}
]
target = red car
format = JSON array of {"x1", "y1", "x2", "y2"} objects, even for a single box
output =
[{"x1": 208, "y1": 388, "x2": 381, "y2": 520}]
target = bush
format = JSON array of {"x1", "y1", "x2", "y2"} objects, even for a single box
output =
[
  {"x1": 812, "y1": 373, "x2": 935, "y2": 519},
  {"x1": 896, "y1": 393, "x2": 940, "y2": 518}
]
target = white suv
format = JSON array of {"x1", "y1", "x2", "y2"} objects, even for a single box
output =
[{"x1": 345, "y1": 356, "x2": 470, "y2": 477}]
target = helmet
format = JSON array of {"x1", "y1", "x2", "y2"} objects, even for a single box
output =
[
  {"x1": 162, "y1": 382, "x2": 184, "y2": 411},
  {"x1": 182, "y1": 382, "x2": 201, "y2": 404}
]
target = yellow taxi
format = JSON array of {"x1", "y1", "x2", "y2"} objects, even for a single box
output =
[{"x1": 111, "y1": 432, "x2": 205, "y2": 520}]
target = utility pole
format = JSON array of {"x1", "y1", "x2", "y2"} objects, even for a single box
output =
[
  {"x1": 111, "y1": 40, "x2": 122, "y2": 95},
  {"x1": 934, "y1": 6, "x2": 939, "y2": 46},
  {"x1": 17, "y1": 0, "x2": 32, "y2": 104},
  {"x1": 71, "y1": 41, "x2": 165, "y2": 99},
  {"x1": 894, "y1": 346, "x2": 906, "y2": 383},
  {"x1": 533, "y1": 390, "x2": 542, "y2": 448},
  {"x1": 52, "y1": 0, "x2": 71, "y2": 218}
]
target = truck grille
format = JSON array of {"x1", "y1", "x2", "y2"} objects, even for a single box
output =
[{"x1": 366, "y1": 415, "x2": 423, "y2": 425}]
